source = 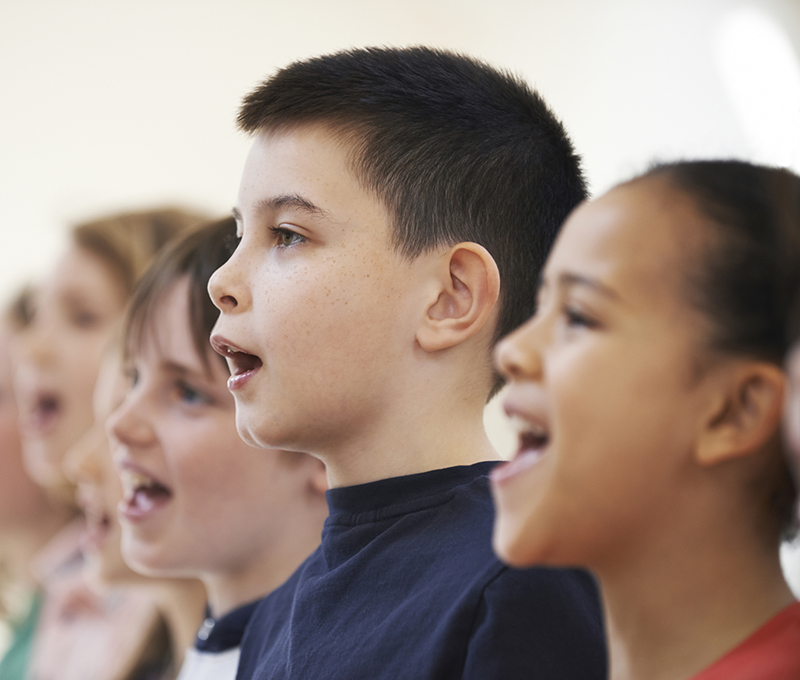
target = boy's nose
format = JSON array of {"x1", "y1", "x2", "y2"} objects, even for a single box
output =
[
  {"x1": 208, "y1": 256, "x2": 249, "y2": 314},
  {"x1": 494, "y1": 319, "x2": 544, "y2": 382}
]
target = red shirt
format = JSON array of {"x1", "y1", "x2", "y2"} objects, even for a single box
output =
[{"x1": 692, "y1": 601, "x2": 800, "y2": 680}]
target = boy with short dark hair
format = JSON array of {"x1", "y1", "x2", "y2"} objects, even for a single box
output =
[{"x1": 209, "y1": 46, "x2": 606, "y2": 679}]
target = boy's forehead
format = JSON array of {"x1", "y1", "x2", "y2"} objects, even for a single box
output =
[{"x1": 237, "y1": 125, "x2": 395, "y2": 239}]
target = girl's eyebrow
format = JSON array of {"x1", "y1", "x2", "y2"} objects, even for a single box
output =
[
  {"x1": 160, "y1": 360, "x2": 207, "y2": 382},
  {"x1": 556, "y1": 271, "x2": 621, "y2": 301}
]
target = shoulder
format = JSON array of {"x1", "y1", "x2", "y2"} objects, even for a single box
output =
[{"x1": 463, "y1": 565, "x2": 607, "y2": 679}]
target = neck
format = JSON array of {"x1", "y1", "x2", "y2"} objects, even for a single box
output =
[
  {"x1": 151, "y1": 579, "x2": 207, "y2": 665},
  {"x1": 0, "y1": 506, "x2": 73, "y2": 588},
  {"x1": 323, "y1": 362, "x2": 498, "y2": 487},
  {"x1": 598, "y1": 521, "x2": 794, "y2": 680},
  {"x1": 203, "y1": 506, "x2": 324, "y2": 617}
]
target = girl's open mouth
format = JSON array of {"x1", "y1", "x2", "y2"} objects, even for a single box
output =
[
  {"x1": 491, "y1": 418, "x2": 550, "y2": 485},
  {"x1": 118, "y1": 468, "x2": 173, "y2": 521},
  {"x1": 23, "y1": 390, "x2": 62, "y2": 436}
]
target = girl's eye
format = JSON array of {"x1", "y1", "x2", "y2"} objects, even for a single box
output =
[
  {"x1": 270, "y1": 226, "x2": 305, "y2": 248},
  {"x1": 563, "y1": 305, "x2": 598, "y2": 329},
  {"x1": 177, "y1": 380, "x2": 210, "y2": 406},
  {"x1": 70, "y1": 309, "x2": 101, "y2": 329},
  {"x1": 125, "y1": 366, "x2": 140, "y2": 388}
]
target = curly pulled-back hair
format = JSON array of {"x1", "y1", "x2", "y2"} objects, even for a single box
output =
[{"x1": 644, "y1": 159, "x2": 800, "y2": 542}]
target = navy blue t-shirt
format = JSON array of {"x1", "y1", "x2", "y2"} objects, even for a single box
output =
[{"x1": 237, "y1": 462, "x2": 607, "y2": 679}]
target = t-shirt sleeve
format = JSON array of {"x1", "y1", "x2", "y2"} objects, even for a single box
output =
[{"x1": 463, "y1": 566, "x2": 607, "y2": 680}]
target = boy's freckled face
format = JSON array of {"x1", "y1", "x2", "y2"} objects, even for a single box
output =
[{"x1": 210, "y1": 126, "x2": 422, "y2": 455}]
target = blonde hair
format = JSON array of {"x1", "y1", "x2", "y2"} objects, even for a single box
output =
[{"x1": 72, "y1": 208, "x2": 207, "y2": 294}]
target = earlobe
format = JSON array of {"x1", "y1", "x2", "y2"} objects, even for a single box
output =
[
  {"x1": 695, "y1": 363, "x2": 785, "y2": 467},
  {"x1": 416, "y1": 243, "x2": 500, "y2": 353}
]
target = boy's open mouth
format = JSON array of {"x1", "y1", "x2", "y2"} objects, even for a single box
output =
[
  {"x1": 209, "y1": 335, "x2": 263, "y2": 391},
  {"x1": 119, "y1": 468, "x2": 173, "y2": 520}
]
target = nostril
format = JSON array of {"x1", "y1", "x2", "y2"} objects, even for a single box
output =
[{"x1": 220, "y1": 294, "x2": 238, "y2": 308}]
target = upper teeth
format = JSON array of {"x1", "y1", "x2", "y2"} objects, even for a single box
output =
[
  {"x1": 120, "y1": 470, "x2": 157, "y2": 491},
  {"x1": 509, "y1": 415, "x2": 547, "y2": 437}
]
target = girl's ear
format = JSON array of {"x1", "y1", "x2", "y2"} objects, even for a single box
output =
[
  {"x1": 696, "y1": 362, "x2": 785, "y2": 467},
  {"x1": 416, "y1": 242, "x2": 500, "y2": 353}
]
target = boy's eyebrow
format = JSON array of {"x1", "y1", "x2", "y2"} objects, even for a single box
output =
[
  {"x1": 557, "y1": 271, "x2": 620, "y2": 301},
  {"x1": 257, "y1": 194, "x2": 333, "y2": 220},
  {"x1": 231, "y1": 195, "x2": 332, "y2": 223}
]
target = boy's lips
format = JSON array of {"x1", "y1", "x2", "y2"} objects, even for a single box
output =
[
  {"x1": 117, "y1": 463, "x2": 173, "y2": 523},
  {"x1": 209, "y1": 334, "x2": 263, "y2": 391}
]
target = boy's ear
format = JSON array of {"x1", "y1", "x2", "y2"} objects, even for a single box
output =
[
  {"x1": 695, "y1": 362, "x2": 785, "y2": 467},
  {"x1": 416, "y1": 242, "x2": 500, "y2": 353}
]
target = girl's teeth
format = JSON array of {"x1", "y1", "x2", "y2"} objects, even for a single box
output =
[{"x1": 508, "y1": 414, "x2": 547, "y2": 438}]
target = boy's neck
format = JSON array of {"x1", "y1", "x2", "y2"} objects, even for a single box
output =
[{"x1": 321, "y1": 396, "x2": 498, "y2": 488}]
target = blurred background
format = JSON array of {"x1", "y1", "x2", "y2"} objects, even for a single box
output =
[{"x1": 2, "y1": 0, "x2": 800, "y2": 582}]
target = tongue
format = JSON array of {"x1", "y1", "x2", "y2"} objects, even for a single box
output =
[
  {"x1": 233, "y1": 352, "x2": 262, "y2": 375},
  {"x1": 132, "y1": 486, "x2": 170, "y2": 512}
]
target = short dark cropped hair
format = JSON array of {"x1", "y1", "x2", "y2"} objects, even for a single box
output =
[
  {"x1": 125, "y1": 217, "x2": 238, "y2": 372},
  {"x1": 239, "y1": 46, "x2": 587, "y2": 386},
  {"x1": 645, "y1": 160, "x2": 800, "y2": 540}
]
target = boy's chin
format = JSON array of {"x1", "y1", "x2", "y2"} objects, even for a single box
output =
[{"x1": 235, "y1": 412, "x2": 280, "y2": 451}]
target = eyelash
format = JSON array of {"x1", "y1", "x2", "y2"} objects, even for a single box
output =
[
  {"x1": 563, "y1": 305, "x2": 598, "y2": 329},
  {"x1": 269, "y1": 225, "x2": 305, "y2": 248}
]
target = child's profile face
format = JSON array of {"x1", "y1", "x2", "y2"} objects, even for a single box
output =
[
  {"x1": 490, "y1": 179, "x2": 719, "y2": 568},
  {"x1": 14, "y1": 246, "x2": 128, "y2": 499},
  {"x1": 64, "y1": 350, "x2": 142, "y2": 587},
  {"x1": 109, "y1": 277, "x2": 310, "y2": 577},
  {"x1": 785, "y1": 342, "x2": 800, "y2": 493},
  {"x1": 0, "y1": 324, "x2": 50, "y2": 529},
  {"x1": 209, "y1": 125, "x2": 420, "y2": 458}
]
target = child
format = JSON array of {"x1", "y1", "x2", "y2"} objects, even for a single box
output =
[
  {"x1": 64, "y1": 344, "x2": 207, "y2": 678},
  {"x1": 12, "y1": 208, "x2": 201, "y2": 679},
  {"x1": 0, "y1": 290, "x2": 70, "y2": 679},
  {"x1": 491, "y1": 160, "x2": 800, "y2": 680},
  {"x1": 108, "y1": 218, "x2": 328, "y2": 679},
  {"x1": 209, "y1": 47, "x2": 606, "y2": 678},
  {"x1": 15, "y1": 208, "x2": 203, "y2": 504}
]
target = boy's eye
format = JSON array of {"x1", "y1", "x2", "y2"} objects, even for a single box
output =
[{"x1": 270, "y1": 225, "x2": 305, "y2": 248}]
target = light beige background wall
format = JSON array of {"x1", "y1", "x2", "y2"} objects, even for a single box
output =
[{"x1": 2, "y1": 0, "x2": 800, "y2": 583}]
